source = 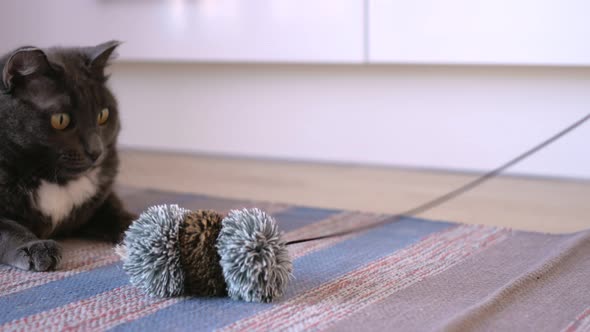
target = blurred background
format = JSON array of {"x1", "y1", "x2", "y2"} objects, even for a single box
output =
[
  {"x1": 0, "y1": 0, "x2": 589, "y2": 232},
  {"x1": 1, "y1": 0, "x2": 589, "y2": 179}
]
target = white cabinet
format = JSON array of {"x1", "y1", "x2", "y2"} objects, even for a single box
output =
[
  {"x1": 368, "y1": 0, "x2": 590, "y2": 66},
  {"x1": 3, "y1": 0, "x2": 589, "y2": 66},
  {"x1": 0, "y1": 0, "x2": 364, "y2": 63}
]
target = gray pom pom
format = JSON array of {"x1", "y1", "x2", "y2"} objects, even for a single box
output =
[
  {"x1": 118, "y1": 204, "x2": 190, "y2": 298},
  {"x1": 216, "y1": 208, "x2": 292, "y2": 302}
]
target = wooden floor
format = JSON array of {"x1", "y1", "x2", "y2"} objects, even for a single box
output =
[{"x1": 118, "y1": 150, "x2": 590, "y2": 234}]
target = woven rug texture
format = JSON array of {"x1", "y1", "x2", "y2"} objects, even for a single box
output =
[{"x1": 0, "y1": 187, "x2": 589, "y2": 332}]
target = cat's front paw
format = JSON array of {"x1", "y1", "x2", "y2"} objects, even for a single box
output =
[{"x1": 13, "y1": 240, "x2": 62, "y2": 272}]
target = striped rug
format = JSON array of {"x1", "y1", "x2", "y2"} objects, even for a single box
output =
[{"x1": 0, "y1": 187, "x2": 588, "y2": 332}]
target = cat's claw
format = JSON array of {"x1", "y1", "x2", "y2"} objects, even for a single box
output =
[{"x1": 14, "y1": 240, "x2": 62, "y2": 272}]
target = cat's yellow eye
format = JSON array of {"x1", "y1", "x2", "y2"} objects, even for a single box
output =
[
  {"x1": 98, "y1": 108, "x2": 109, "y2": 125},
  {"x1": 51, "y1": 113, "x2": 70, "y2": 130}
]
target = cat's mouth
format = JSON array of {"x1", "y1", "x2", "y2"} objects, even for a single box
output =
[
  {"x1": 63, "y1": 165, "x2": 92, "y2": 173},
  {"x1": 60, "y1": 161, "x2": 102, "y2": 178},
  {"x1": 55, "y1": 147, "x2": 109, "y2": 180},
  {"x1": 58, "y1": 152, "x2": 106, "y2": 177},
  {"x1": 59, "y1": 166, "x2": 93, "y2": 179}
]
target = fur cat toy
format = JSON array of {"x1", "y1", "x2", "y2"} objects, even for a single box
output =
[
  {"x1": 115, "y1": 205, "x2": 292, "y2": 303},
  {"x1": 114, "y1": 112, "x2": 590, "y2": 304}
]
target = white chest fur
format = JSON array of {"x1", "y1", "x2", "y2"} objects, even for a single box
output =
[{"x1": 33, "y1": 168, "x2": 100, "y2": 228}]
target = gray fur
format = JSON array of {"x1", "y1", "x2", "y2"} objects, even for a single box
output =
[
  {"x1": 216, "y1": 208, "x2": 292, "y2": 303},
  {"x1": 118, "y1": 204, "x2": 189, "y2": 298},
  {"x1": 0, "y1": 218, "x2": 61, "y2": 271}
]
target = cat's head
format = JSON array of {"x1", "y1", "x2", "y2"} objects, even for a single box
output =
[{"x1": 0, "y1": 40, "x2": 122, "y2": 181}]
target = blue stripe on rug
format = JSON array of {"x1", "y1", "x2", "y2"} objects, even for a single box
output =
[
  {"x1": 181, "y1": 195, "x2": 252, "y2": 212},
  {"x1": 0, "y1": 205, "x2": 339, "y2": 323},
  {"x1": 181, "y1": 197, "x2": 340, "y2": 232},
  {"x1": 273, "y1": 207, "x2": 341, "y2": 232},
  {"x1": 124, "y1": 190, "x2": 198, "y2": 214},
  {"x1": 0, "y1": 263, "x2": 126, "y2": 324},
  {"x1": 129, "y1": 190, "x2": 341, "y2": 232},
  {"x1": 110, "y1": 217, "x2": 453, "y2": 332}
]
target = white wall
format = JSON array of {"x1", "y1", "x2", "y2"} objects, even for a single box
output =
[
  {"x1": 110, "y1": 63, "x2": 590, "y2": 180},
  {"x1": 0, "y1": 0, "x2": 364, "y2": 63},
  {"x1": 2, "y1": 1, "x2": 588, "y2": 179},
  {"x1": 369, "y1": 0, "x2": 590, "y2": 66},
  {"x1": 3, "y1": 0, "x2": 589, "y2": 66}
]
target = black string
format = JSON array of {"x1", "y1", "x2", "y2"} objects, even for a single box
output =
[{"x1": 286, "y1": 112, "x2": 590, "y2": 246}]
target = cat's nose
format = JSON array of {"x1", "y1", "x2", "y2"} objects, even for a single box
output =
[
  {"x1": 86, "y1": 148, "x2": 102, "y2": 162},
  {"x1": 83, "y1": 133, "x2": 104, "y2": 163}
]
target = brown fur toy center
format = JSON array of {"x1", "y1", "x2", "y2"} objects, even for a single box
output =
[{"x1": 178, "y1": 210, "x2": 227, "y2": 297}]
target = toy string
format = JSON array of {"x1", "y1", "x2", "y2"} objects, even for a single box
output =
[{"x1": 286, "y1": 112, "x2": 590, "y2": 246}]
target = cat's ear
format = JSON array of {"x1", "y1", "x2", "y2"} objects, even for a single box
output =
[
  {"x1": 2, "y1": 47, "x2": 52, "y2": 91},
  {"x1": 86, "y1": 40, "x2": 121, "y2": 77}
]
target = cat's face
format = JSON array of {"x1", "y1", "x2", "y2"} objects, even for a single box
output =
[{"x1": 0, "y1": 41, "x2": 122, "y2": 181}]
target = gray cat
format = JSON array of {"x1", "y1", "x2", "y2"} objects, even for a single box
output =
[{"x1": 0, "y1": 41, "x2": 136, "y2": 271}]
